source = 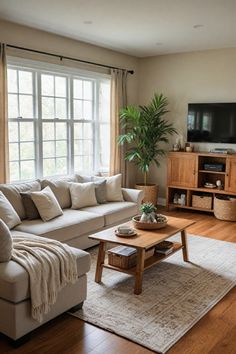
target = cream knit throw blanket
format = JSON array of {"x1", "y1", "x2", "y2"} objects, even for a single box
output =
[{"x1": 11, "y1": 234, "x2": 78, "y2": 323}]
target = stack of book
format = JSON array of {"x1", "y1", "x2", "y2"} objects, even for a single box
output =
[{"x1": 155, "y1": 241, "x2": 174, "y2": 256}]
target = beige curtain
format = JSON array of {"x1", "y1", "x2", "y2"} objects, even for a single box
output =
[
  {"x1": 109, "y1": 69, "x2": 128, "y2": 186},
  {"x1": 0, "y1": 43, "x2": 9, "y2": 183}
]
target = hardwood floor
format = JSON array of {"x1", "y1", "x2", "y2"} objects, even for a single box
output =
[{"x1": 1, "y1": 209, "x2": 236, "y2": 354}]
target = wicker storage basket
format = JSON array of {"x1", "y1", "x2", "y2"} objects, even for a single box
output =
[
  {"x1": 135, "y1": 184, "x2": 158, "y2": 206},
  {"x1": 192, "y1": 194, "x2": 212, "y2": 210},
  {"x1": 214, "y1": 196, "x2": 236, "y2": 221},
  {"x1": 108, "y1": 247, "x2": 154, "y2": 269}
]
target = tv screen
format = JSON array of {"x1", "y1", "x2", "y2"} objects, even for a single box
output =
[{"x1": 187, "y1": 103, "x2": 236, "y2": 143}]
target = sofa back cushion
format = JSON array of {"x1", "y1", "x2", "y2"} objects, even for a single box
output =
[
  {"x1": 0, "y1": 180, "x2": 41, "y2": 220},
  {"x1": 0, "y1": 192, "x2": 21, "y2": 229},
  {"x1": 41, "y1": 176, "x2": 76, "y2": 209},
  {"x1": 94, "y1": 174, "x2": 124, "y2": 202},
  {"x1": 75, "y1": 175, "x2": 107, "y2": 204},
  {"x1": 20, "y1": 192, "x2": 41, "y2": 220}
]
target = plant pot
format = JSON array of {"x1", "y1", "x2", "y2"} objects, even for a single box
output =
[{"x1": 135, "y1": 183, "x2": 159, "y2": 206}]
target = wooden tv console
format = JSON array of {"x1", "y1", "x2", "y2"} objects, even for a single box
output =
[{"x1": 167, "y1": 151, "x2": 236, "y2": 213}]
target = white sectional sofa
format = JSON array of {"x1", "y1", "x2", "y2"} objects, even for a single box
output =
[{"x1": 0, "y1": 174, "x2": 143, "y2": 341}]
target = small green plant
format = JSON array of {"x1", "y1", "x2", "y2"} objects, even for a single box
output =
[{"x1": 140, "y1": 202, "x2": 156, "y2": 215}]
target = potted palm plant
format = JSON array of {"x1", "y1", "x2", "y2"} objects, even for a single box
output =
[{"x1": 118, "y1": 93, "x2": 177, "y2": 205}]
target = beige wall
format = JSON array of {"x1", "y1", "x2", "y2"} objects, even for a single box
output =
[{"x1": 138, "y1": 48, "x2": 236, "y2": 200}]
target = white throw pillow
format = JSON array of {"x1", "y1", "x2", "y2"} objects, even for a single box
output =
[
  {"x1": 70, "y1": 182, "x2": 98, "y2": 209},
  {"x1": 31, "y1": 186, "x2": 63, "y2": 222},
  {"x1": 96, "y1": 174, "x2": 124, "y2": 202},
  {"x1": 0, "y1": 191, "x2": 21, "y2": 229},
  {"x1": 0, "y1": 219, "x2": 13, "y2": 262}
]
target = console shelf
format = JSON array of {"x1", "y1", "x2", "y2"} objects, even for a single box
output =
[{"x1": 167, "y1": 152, "x2": 236, "y2": 214}]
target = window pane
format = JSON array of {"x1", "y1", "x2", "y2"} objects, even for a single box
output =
[
  {"x1": 74, "y1": 140, "x2": 83, "y2": 155},
  {"x1": 42, "y1": 97, "x2": 54, "y2": 118},
  {"x1": 83, "y1": 81, "x2": 92, "y2": 100},
  {"x1": 8, "y1": 94, "x2": 18, "y2": 118},
  {"x1": 43, "y1": 141, "x2": 55, "y2": 158},
  {"x1": 43, "y1": 158, "x2": 56, "y2": 176},
  {"x1": 99, "y1": 124, "x2": 110, "y2": 168},
  {"x1": 73, "y1": 79, "x2": 82, "y2": 99},
  {"x1": 43, "y1": 122, "x2": 55, "y2": 140},
  {"x1": 56, "y1": 158, "x2": 67, "y2": 174},
  {"x1": 19, "y1": 71, "x2": 33, "y2": 94},
  {"x1": 42, "y1": 74, "x2": 54, "y2": 96},
  {"x1": 84, "y1": 140, "x2": 93, "y2": 155},
  {"x1": 10, "y1": 161, "x2": 19, "y2": 181},
  {"x1": 55, "y1": 98, "x2": 67, "y2": 119},
  {"x1": 99, "y1": 81, "x2": 110, "y2": 122},
  {"x1": 83, "y1": 155, "x2": 93, "y2": 171},
  {"x1": 55, "y1": 122, "x2": 67, "y2": 140},
  {"x1": 20, "y1": 142, "x2": 35, "y2": 160},
  {"x1": 73, "y1": 100, "x2": 83, "y2": 119},
  {"x1": 21, "y1": 160, "x2": 35, "y2": 180},
  {"x1": 19, "y1": 95, "x2": 34, "y2": 118},
  {"x1": 56, "y1": 141, "x2": 67, "y2": 157},
  {"x1": 83, "y1": 101, "x2": 92, "y2": 120},
  {"x1": 9, "y1": 122, "x2": 19, "y2": 142},
  {"x1": 84, "y1": 123, "x2": 93, "y2": 139},
  {"x1": 74, "y1": 156, "x2": 83, "y2": 172},
  {"x1": 7, "y1": 69, "x2": 17, "y2": 93},
  {"x1": 55, "y1": 76, "x2": 66, "y2": 97},
  {"x1": 20, "y1": 122, "x2": 34, "y2": 141},
  {"x1": 9, "y1": 143, "x2": 19, "y2": 161}
]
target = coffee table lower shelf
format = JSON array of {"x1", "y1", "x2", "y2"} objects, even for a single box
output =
[{"x1": 103, "y1": 242, "x2": 183, "y2": 276}]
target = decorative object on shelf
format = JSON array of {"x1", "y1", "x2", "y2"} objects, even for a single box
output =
[
  {"x1": 185, "y1": 142, "x2": 193, "y2": 152},
  {"x1": 140, "y1": 202, "x2": 157, "y2": 223},
  {"x1": 204, "y1": 182, "x2": 216, "y2": 189},
  {"x1": 216, "y1": 179, "x2": 223, "y2": 190},
  {"x1": 180, "y1": 194, "x2": 186, "y2": 206},
  {"x1": 173, "y1": 137, "x2": 181, "y2": 151},
  {"x1": 132, "y1": 213, "x2": 168, "y2": 230},
  {"x1": 155, "y1": 240, "x2": 174, "y2": 255},
  {"x1": 173, "y1": 193, "x2": 179, "y2": 204},
  {"x1": 118, "y1": 93, "x2": 177, "y2": 205}
]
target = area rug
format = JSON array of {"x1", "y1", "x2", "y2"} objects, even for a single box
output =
[{"x1": 70, "y1": 234, "x2": 236, "y2": 353}]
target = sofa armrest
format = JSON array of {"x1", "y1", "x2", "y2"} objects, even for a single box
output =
[{"x1": 122, "y1": 188, "x2": 144, "y2": 209}]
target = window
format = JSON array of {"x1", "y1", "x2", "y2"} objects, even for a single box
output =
[{"x1": 7, "y1": 58, "x2": 111, "y2": 182}]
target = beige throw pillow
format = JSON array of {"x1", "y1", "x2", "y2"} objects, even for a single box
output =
[
  {"x1": 95, "y1": 174, "x2": 124, "y2": 202},
  {"x1": 0, "y1": 219, "x2": 12, "y2": 262},
  {"x1": 31, "y1": 186, "x2": 63, "y2": 222},
  {"x1": 70, "y1": 182, "x2": 98, "y2": 209},
  {"x1": 0, "y1": 191, "x2": 21, "y2": 229}
]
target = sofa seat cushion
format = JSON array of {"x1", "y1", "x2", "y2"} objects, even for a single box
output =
[
  {"x1": 14, "y1": 209, "x2": 104, "y2": 242},
  {"x1": 81, "y1": 202, "x2": 138, "y2": 226},
  {"x1": 0, "y1": 231, "x2": 91, "y2": 303}
]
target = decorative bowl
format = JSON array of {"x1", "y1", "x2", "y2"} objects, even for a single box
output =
[{"x1": 132, "y1": 214, "x2": 168, "y2": 230}]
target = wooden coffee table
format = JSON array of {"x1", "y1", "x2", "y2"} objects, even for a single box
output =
[{"x1": 89, "y1": 216, "x2": 195, "y2": 295}]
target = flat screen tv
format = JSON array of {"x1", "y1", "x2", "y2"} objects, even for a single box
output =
[{"x1": 187, "y1": 103, "x2": 236, "y2": 143}]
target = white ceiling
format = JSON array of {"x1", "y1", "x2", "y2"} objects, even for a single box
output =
[{"x1": 0, "y1": 0, "x2": 236, "y2": 57}]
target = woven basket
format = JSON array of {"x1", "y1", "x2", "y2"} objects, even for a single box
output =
[
  {"x1": 214, "y1": 196, "x2": 236, "y2": 221},
  {"x1": 132, "y1": 215, "x2": 168, "y2": 230},
  {"x1": 135, "y1": 184, "x2": 158, "y2": 206}
]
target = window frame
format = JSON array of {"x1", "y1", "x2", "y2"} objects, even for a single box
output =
[{"x1": 7, "y1": 56, "x2": 111, "y2": 182}]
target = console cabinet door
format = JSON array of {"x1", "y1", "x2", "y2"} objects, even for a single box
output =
[
  {"x1": 225, "y1": 157, "x2": 236, "y2": 192},
  {"x1": 168, "y1": 153, "x2": 197, "y2": 188}
]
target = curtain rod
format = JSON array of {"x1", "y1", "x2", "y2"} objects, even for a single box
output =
[{"x1": 6, "y1": 44, "x2": 134, "y2": 74}]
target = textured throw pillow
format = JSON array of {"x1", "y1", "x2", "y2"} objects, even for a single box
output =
[
  {"x1": 70, "y1": 182, "x2": 98, "y2": 209},
  {"x1": 0, "y1": 191, "x2": 21, "y2": 229},
  {"x1": 94, "y1": 180, "x2": 107, "y2": 204},
  {"x1": 20, "y1": 192, "x2": 40, "y2": 220},
  {"x1": 95, "y1": 174, "x2": 124, "y2": 202},
  {"x1": 31, "y1": 186, "x2": 63, "y2": 222},
  {"x1": 0, "y1": 219, "x2": 12, "y2": 262}
]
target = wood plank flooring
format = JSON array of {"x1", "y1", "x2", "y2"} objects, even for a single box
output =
[{"x1": 1, "y1": 209, "x2": 236, "y2": 354}]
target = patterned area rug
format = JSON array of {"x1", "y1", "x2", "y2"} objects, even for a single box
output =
[{"x1": 71, "y1": 234, "x2": 236, "y2": 353}]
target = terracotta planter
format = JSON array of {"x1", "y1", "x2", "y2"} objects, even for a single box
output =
[{"x1": 135, "y1": 183, "x2": 159, "y2": 206}]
